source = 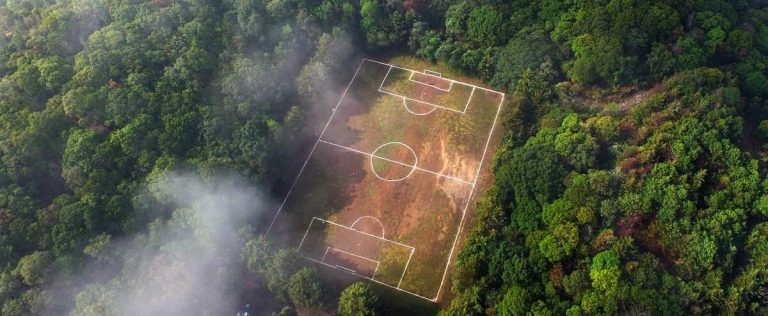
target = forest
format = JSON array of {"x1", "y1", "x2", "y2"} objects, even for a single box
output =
[{"x1": 1, "y1": 0, "x2": 767, "y2": 315}]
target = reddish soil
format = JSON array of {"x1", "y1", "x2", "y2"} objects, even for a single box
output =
[{"x1": 574, "y1": 83, "x2": 664, "y2": 112}]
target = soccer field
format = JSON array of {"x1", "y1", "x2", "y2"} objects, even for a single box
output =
[{"x1": 266, "y1": 58, "x2": 505, "y2": 301}]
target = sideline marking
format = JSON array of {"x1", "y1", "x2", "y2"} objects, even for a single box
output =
[
  {"x1": 266, "y1": 59, "x2": 365, "y2": 234},
  {"x1": 432, "y1": 93, "x2": 505, "y2": 301}
]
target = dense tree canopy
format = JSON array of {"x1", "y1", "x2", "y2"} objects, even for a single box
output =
[
  {"x1": 1, "y1": 0, "x2": 768, "y2": 314},
  {"x1": 338, "y1": 282, "x2": 380, "y2": 316}
]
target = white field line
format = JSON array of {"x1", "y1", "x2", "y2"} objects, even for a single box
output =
[
  {"x1": 318, "y1": 139, "x2": 474, "y2": 186},
  {"x1": 379, "y1": 63, "x2": 468, "y2": 113},
  {"x1": 379, "y1": 65, "x2": 393, "y2": 91},
  {"x1": 335, "y1": 264, "x2": 357, "y2": 273},
  {"x1": 433, "y1": 93, "x2": 505, "y2": 301},
  {"x1": 408, "y1": 70, "x2": 453, "y2": 92},
  {"x1": 322, "y1": 246, "x2": 330, "y2": 261},
  {"x1": 424, "y1": 69, "x2": 442, "y2": 77},
  {"x1": 312, "y1": 217, "x2": 415, "y2": 250},
  {"x1": 298, "y1": 217, "x2": 318, "y2": 251},
  {"x1": 364, "y1": 58, "x2": 504, "y2": 95},
  {"x1": 270, "y1": 57, "x2": 506, "y2": 302},
  {"x1": 301, "y1": 217, "x2": 416, "y2": 285},
  {"x1": 265, "y1": 59, "x2": 366, "y2": 235},
  {"x1": 403, "y1": 98, "x2": 437, "y2": 116},
  {"x1": 397, "y1": 247, "x2": 416, "y2": 288},
  {"x1": 350, "y1": 215, "x2": 385, "y2": 238},
  {"x1": 304, "y1": 256, "x2": 436, "y2": 302},
  {"x1": 326, "y1": 247, "x2": 380, "y2": 265},
  {"x1": 378, "y1": 88, "x2": 467, "y2": 114},
  {"x1": 461, "y1": 86, "x2": 476, "y2": 113},
  {"x1": 325, "y1": 247, "x2": 381, "y2": 279},
  {"x1": 369, "y1": 141, "x2": 418, "y2": 182}
]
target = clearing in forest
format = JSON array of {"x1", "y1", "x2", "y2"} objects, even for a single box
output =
[{"x1": 266, "y1": 58, "x2": 504, "y2": 301}]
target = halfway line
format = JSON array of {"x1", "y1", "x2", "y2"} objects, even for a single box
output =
[{"x1": 317, "y1": 139, "x2": 474, "y2": 186}]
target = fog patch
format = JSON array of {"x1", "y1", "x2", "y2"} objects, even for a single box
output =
[{"x1": 56, "y1": 171, "x2": 269, "y2": 316}]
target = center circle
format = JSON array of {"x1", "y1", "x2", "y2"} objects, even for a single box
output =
[{"x1": 370, "y1": 142, "x2": 418, "y2": 182}]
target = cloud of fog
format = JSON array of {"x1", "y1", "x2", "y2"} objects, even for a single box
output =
[
  {"x1": 35, "y1": 3, "x2": 360, "y2": 314},
  {"x1": 48, "y1": 171, "x2": 271, "y2": 316},
  {"x1": 223, "y1": 23, "x2": 358, "y2": 190},
  {"x1": 219, "y1": 25, "x2": 314, "y2": 116},
  {"x1": 217, "y1": 8, "x2": 358, "y2": 127}
]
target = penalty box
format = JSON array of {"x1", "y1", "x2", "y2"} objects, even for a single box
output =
[
  {"x1": 267, "y1": 59, "x2": 505, "y2": 301},
  {"x1": 379, "y1": 65, "x2": 475, "y2": 113},
  {"x1": 299, "y1": 217, "x2": 415, "y2": 286}
]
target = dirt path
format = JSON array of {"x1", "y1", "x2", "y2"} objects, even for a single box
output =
[{"x1": 575, "y1": 83, "x2": 664, "y2": 112}]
